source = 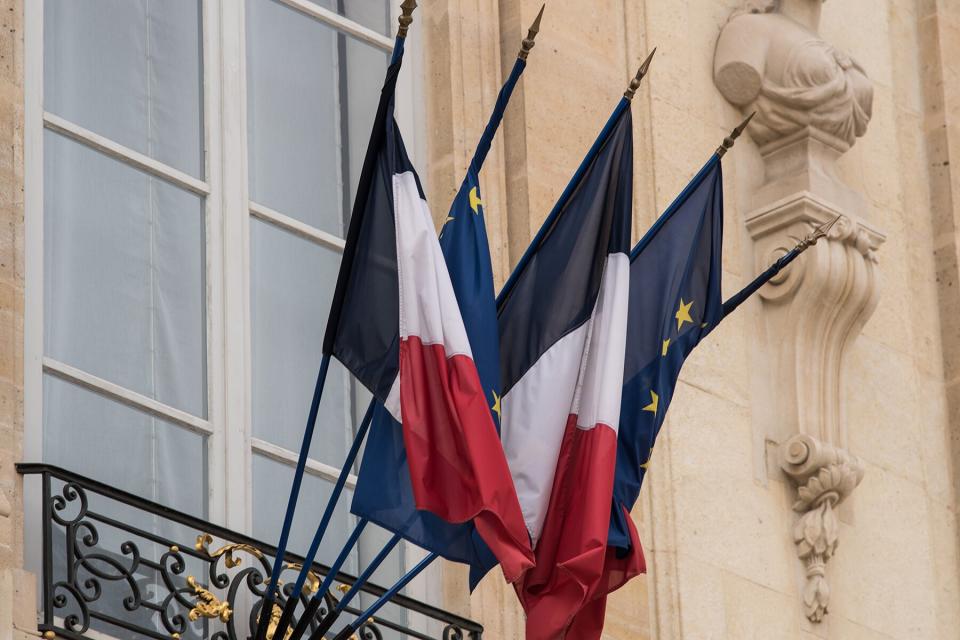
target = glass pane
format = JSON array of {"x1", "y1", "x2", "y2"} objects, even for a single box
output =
[
  {"x1": 42, "y1": 375, "x2": 207, "y2": 519},
  {"x1": 44, "y1": 131, "x2": 207, "y2": 418},
  {"x1": 246, "y1": 0, "x2": 342, "y2": 235},
  {"x1": 250, "y1": 218, "x2": 351, "y2": 467},
  {"x1": 318, "y1": 0, "x2": 391, "y2": 37},
  {"x1": 44, "y1": 0, "x2": 204, "y2": 178},
  {"x1": 343, "y1": 37, "x2": 391, "y2": 209}
]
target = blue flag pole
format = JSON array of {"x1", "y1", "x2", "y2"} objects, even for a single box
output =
[
  {"x1": 330, "y1": 553, "x2": 438, "y2": 640},
  {"x1": 305, "y1": 531, "x2": 405, "y2": 640},
  {"x1": 720, "y1": 215, "x2": 839, "y2": 319},
  {"x1": 256, "y1": 3, "x2": 419, "y2": 638},
  {"x1": 271, "y1": 404, "x2": 374, "y2": 639},
  {"x1": 286, "y1": 518, "x2": 369, "y2": 640},
  {"x1": 254, "y1": 353, "x2": 331, "y2": 640}
]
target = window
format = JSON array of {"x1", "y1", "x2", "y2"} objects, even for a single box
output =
[{"x1": 25, "y1": 0, "x2": 428, "y2": 634}]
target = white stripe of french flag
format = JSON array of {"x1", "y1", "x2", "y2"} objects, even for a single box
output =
[
  {"x1": 382, "y1": 171, "x2": 534, "y2": 583},
  {"x1": 504, "y1": 250, "x2": 630, "y2": 638}
]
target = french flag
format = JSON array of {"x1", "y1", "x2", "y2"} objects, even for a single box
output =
[
  {"x1": 323, "y1": 45, "x2": 534, "y2": 582},
  {"x1": 498, "y1": 105, "x2": 634, "y2": 638}
]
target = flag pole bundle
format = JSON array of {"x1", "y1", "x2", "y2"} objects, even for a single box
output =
[{"x1": 258, "y1": 2, "x2": 840, "y2": 637}]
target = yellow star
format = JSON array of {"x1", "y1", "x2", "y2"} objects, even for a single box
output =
[
  {"x1": 643, "y1": 390, "x2": 659, "y2": 415},
  {"x1": 640, "y1": 455, "x2": 652, "y2": 470},
  {"x1": 491, "y1": 389, "x2": 501, "y2": 421},
  {"x1": 675, "y1": 298, "x2": 694, "y2": 331},
  {"x1": 469, "y1": 186, "x2": 483, "y2": 214},
  {"x1": 661, "y1": 338, "x2": 670, "y2": 356}
]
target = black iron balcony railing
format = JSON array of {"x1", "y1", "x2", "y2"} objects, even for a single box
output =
[{"x1": 18, "y1": 463, "x2": 484, "y2": 640}]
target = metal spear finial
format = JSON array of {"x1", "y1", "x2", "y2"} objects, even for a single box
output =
[
  {"x1": 716, "y1": 111, "x2": 755, "y2": 157},
  {"x1": 624, "y1": 48, "x2": 656, "y2": 100},
  {"x1": 397, "y1": 0, "x2": 418, "y2": 38},
  {"x1": 794, "y1": 215, "x2": 841, "y2": 252},
  {"x1": 519, "y1": 4, "x2": 546, "y2": 60}
]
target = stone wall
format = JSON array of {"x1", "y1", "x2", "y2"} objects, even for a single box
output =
[
  {"x1": 416, "y1": 0, "x2": 960, "y2": 638},
  {"x1": 0, "y1": 0, "x2": 33, "y2": 638}
]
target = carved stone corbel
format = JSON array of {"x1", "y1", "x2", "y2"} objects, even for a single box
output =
[
  {"x1": 714, "y1": 0, "x2": 885, "y2": 624},
  {"x1": 781, "y1": 434, "x2": 865, "y2": 622}
]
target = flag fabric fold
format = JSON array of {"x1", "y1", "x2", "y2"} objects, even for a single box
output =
[
  {"x1": 325, "y1": 49, "x2": 532, "y2": 583},
  {"x1": 568, "y1": 155, "x2": 726, "y2": 635},
  {"x1": 497, "y1": 105, "x2": 633, "y2": 640}
]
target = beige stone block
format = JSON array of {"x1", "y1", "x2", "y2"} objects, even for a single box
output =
[
  {"x1": 924, "y1": 499, "x2": 960, "y2": 637},
  {"x1": 914, "y1": 375, "x2": 955, "y2": 507},
  {"x1": 677, "y1": 308, "x2": 751, "y2": 410},
  {"x1": 10, "y1": 569, "x2": 35, "y2": 634},
  {"x1": 933, "y1": 243, "x2": 960, "y2": 384},
  {"x1": 823, "y1": 616, "x2": 897, "y2": 640},
  {"x1": 664, "y1": 399, "x2": 798, "y2": 595},
  {"x1": 844, "y1": 337, "x2": 925, "y2": 484},
  {"x1": 602, "y1": 574, "x2": 652, "y2": 640},
  {"x1": 822, "y1": 0, "x2": 894, "y2": 90},
  {"x1": 830, "y1": 464, "x2": 938, "y2": 639},
  {"x1": 859, "y1": 215, "x2": 912, "y2": 355},
  {"x1": 470, "y1": 567, "x2": 524, "y2": 640},
  {"x1": 887, "y1": 13, "x2": 923, "y2": 116},
  {"x1": 838, "y1": 86, "x2": 901, "y2": 216},
  {"x1": 721, "y1": 569, "x2": 801, "y2": 640},
  {"x1": 673, "y1": 554, "x2": 726, "y2": 639}
]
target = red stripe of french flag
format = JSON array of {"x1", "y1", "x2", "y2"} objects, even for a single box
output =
[
  {"x1": 510, "y1": 251, "x2": 632, "y2": 639},
  {"x1": 382, "y1": 171, "x2": 534, "y2": 583}
]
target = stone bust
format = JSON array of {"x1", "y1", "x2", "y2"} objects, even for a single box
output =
[{"x1": 714, "y1": 0, "x2": 872, "y2": 149}]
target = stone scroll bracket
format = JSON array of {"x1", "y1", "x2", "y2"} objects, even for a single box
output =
[{"x1": 714, "y1": 0, "x2": 885, "y2": 625}]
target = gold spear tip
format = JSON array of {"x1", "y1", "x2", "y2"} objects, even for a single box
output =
[
  {"x1": 716, "y1": 111, "x2": 756, "y2": 157},
  {"x1": 795, "y1": 214, "x2": 842, "y2": 252},
  {"x1": 624, "y1": 47, "x2": 657, "y2": 100},
  {"x1": 397, "y1": 0, "x2": 418, "y2": 38},
  {"x1": 813, "y1": 214, "x2": 841, "y2": 240},
  {"x1": 519, "y1": 4, "x2": 546, "y2": 60}
]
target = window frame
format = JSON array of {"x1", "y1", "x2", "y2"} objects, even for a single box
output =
[{"x1": 23, "y1": 0, "x2": 428, "y2": 579}]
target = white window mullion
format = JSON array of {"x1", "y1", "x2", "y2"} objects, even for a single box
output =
[
  {"x1": 276, "y1": 0, "x2": 393, "y2": 51},
  {"x1": 218, "y1": 0, "x2": 255, "y2": 534},
  {"x1": 42, "y1": 112, "x2": 210, "y2": 197},
  {"x1": 250, "y1": 437, "x2": 358, "y2": 489},
  {"x1": 202, "y1": 0, "x2": 228, "y2": 527},
  {"x1": 249, "y1": 201, "x2": 347, "y2": 252},
  {"x1": 42, "y1": 357, "x2": 213, "y2": 437},
  {"x1": 23, "y1": 0, "x2": 44, "y2": 464}
]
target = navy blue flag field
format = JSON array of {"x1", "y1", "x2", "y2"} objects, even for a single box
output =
[{"x1": 349, "y1": 55, "x2": 530, "y2": 586}]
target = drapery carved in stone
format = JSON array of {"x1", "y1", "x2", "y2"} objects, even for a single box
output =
[{"x1": 715, "y1": 3, "x2": 873, "y2": 151}]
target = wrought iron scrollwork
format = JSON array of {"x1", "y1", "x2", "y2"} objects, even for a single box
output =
[{"x1": 20, "y1": 463, "x2": 484, "y2": 640}]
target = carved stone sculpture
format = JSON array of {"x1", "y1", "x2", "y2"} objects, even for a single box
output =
[
  {"x1": 781, "y1": 434, "x2": 865, "y2": 622},
  {"x1": 714, "y1": 0, "x2": 873, "y2": 150},
  {"x1": 714, "y1": 0, "x2": 884, "y2": 624}
]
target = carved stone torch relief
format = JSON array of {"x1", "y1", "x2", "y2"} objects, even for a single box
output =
[{"x1": 714, "y1": 0, "x2": 885, "y2": 624}]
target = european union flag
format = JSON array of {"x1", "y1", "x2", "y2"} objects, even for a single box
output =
[{"x1": 609, "y1": 155, "x2": 725, "y2": 551}]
